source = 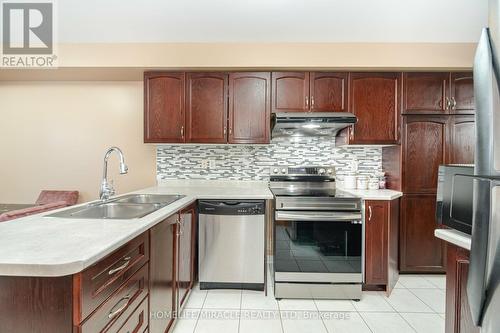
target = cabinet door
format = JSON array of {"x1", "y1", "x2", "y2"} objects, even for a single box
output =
[
  {"x1": 349, "y1": 73, "x2": 401, "y2": 144},
  {"x1": 144, "y1": 72, "x2": 185, "y2": 143},
  {"x1": 445, "y1": 244, "x2": 480, "y2": 333},
  {"x1": 149, "y1": 214, "x2": 177, "y2": 333},
  {"x1": 450, "y1": 72, "x2": 475, "y2": 114},
  {"x1": 403, "y1": 116, "x2": 447, "y2": 193},
  {"x1": 387, "y1": 199, "x2": 400, "y2": 295},
  {"x1": 271, "y1": 72, "x2": 310, "y2": 112},
  {"x1": 400, "y1": 194, "x2": 445, "y2": 272},
  {"x1": 310, "y1": 72, "x2": 347, "y2": 112},
  {"x1": 186, "y1": 73, "x2": 228, "y2": 143},
  {"x1": 178, "y1": 205, "x2": 196, "y2": 307},
  {"x1": 228, "y1": 72, "x2": 271, "y2": 144},
  {"x1": 365, "y1": 201, "x2": 388, "y2": 285},
  {"x1": 403, "y1": 72, "x2": 450, "y2": 114},
  {"x1": 449, "y1": 116, "x2": 475, "y2": 164}
]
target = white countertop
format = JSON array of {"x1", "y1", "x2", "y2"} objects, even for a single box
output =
[
  {"x1": 0, "y1": 179, "x2": 402, "y2": 277},
  {"x1": 0, "y1": 180, "x2": 272, "y2": 277},
  {"x1": 337, "y1": 188, "x2": 403, "y2": 201},
  {"x1": 152, "y1": 179, "x2": 274, "y2": 199},
  {"x1": 435, "y1": 229, "x2": 472, "y2": 250}
]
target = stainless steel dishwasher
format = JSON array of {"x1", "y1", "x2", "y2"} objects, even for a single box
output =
[{"x1": 198, "y1": 200, "x2": 265, "y2": 290}]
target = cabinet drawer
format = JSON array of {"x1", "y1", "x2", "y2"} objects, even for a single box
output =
[
  {"x1": 116, "y1": 296, "x2": 148, "y2": 333},
  {"x1": 79, "y1": 263, "x2": 149, "y2": 333},
  {"x1": 77, "y1": 233, "x2": 149, "y2": 320}
]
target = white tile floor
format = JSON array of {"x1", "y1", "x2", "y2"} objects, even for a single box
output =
[{"x1": 172, "y1": 274, "x2": 446, "y2": 333}]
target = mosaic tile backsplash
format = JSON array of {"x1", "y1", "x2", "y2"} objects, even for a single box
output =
[{"x1": 156, "y1": 138, "x2": 382, "y2": 181}]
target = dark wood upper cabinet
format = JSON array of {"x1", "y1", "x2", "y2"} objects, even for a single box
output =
[
  {"x1": 310, "y1": 72, "x2": 348, "y2": 112},
  {"x1": 449, "y1": 115, "x2": 475, "y2": 164},
  {"x1": 450, "y1": 72, "x2": 475, "y2": 114},
  {"x1": 403, "y1": 115, "x2": 447, "y2": 193},
  {"x1": 348, "y1": 73, "x2": 401, "y2": 144},
  {"x1": 228, "y1": 72, "x2": 271, "y2": 144},
  {"x1": 144, "y1": 72, "x2": 185, "y2": 143},
  {"x1": 272, "y1": 72, "x2": 310, "y2": 112},
  {"x1": 404, "y1": 72, "x2": 449, "y2": 114},
  {"x1": 185, "y1": 73, "x2": 228, "y2": 143},
  {"x1": 400, "y1": 194, "x2": 445, "y2": 273}
]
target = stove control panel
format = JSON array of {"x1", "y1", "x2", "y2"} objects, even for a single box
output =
[{"x1": 270, "y1": 166, "x2": 335, "y2": 176}]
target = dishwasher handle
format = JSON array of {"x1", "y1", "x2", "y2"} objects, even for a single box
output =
[{"x1": 198, "y1": 200, "x2": 265, "y2": 215}]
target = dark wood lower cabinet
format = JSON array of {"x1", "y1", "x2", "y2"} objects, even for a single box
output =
[
  {"x1": 151, "y1": 205, "x2": 197, "y2": 333},
  {"x1": 149, "y1": 214, "x2": 177, "y2": 333},
  {"x1": 0, "y1": 233, "x2": 150, "y2": 333},
  {"x1": 445, "y1": 243, "x2": 480, "y2": 333},
  {"x1": 177, "y1": 204, "x2": 196, "y2": 307},
  {"x1": 400, "y1": 194, "x2": 446, "y2": 273},
  {"x1": 0, "y1": 204, "x2": 198, "y2": 333},
  {"x1": 364, "y1": 199, "x2": 399, "y2": 295},
  {"x1": 0, "y1": 275, "x2": 73, "y2": 333}
]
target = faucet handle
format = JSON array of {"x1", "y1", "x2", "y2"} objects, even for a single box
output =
[{"x1": 108, "y1": 180, "x2": 116, "y2": 195}]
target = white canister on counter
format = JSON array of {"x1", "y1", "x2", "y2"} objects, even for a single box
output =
[
  {"x1": 336, "y1": 175, "x2": 345, "y2": 188},
  {"x1": 377, "y1": 172, "x2": 387, "y2": 189},
  {"x1": 356, "y1": 176, "x2": 369, "y2": 190},
  {"x1": 368, "y1": 178, "x2": 379, "y2": 190},
  {"x1": 344, "y1": 174, "x2": 357, "y2": 189}
]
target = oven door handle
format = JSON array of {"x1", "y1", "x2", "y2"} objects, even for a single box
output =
[{"x1": 275, "y1": 211, "x2": 362, "y2": 222}]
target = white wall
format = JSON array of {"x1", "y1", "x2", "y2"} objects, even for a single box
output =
[{"x1": 59, "y1": 0, "x2": 487, "y2": 43}]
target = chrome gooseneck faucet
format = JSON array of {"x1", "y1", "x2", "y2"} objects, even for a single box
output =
[{"x1": 99, "y1": 147, "x2": 128, "y2": 201}]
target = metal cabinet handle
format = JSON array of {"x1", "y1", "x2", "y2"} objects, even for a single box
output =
[
  {"x1": 229, "y1": 128, "x2": 232, "y2": 135},
  {"x1": 180, "y1": 126, "x2": 184, "y2": 137},
  {"x1": 311, "y1": 96, "x2": 315, "y2": 108},
  {"x1": 176, "y1": 217, "x2": 183, "y2": 235},
  {"x1": 305, "y1": 96, "x2": 309, "y2": 108},
  {"x1": 445, "y1": 97, "x2": 451, "y2": 110},
  {"x1": 223, "y1": 126, "x2": 227, "y2": 135},
  {"x1": 451, "y1": 97, "x2": 457, "y2": 109},
  {"x1": 368, "y1": 206, "x2": 373, "y2": 221},
  {"x1": 108, "y1": 257, "x2": 131, "y2": 275},
  {"x1": 108, "y1": 294, "x2": 131, "y2": 319}
]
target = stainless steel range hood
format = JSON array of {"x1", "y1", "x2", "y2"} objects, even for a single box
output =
[{"x1": 271, "y1": 112, "x2": 357, "y2": 139}]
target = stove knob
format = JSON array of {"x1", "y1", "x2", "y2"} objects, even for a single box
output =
[
  {"x1": 318, "y1": 168, "x2": 326, "y2": 174},
  {"x1": 273, "y1": 168, "x2": 279, "y2": 174},
  {"x1": 327, "y1": 169, "x2": 333, "y2": 174},
  {"x1": 281, "y1": 168, "x2": 287, "y2": 174}
]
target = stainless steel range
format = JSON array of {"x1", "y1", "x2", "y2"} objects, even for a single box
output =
[{"x1": 269, "y1": 166, "x2": 363, "y2": 300}]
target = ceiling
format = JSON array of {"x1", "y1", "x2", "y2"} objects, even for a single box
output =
[{"x1": 58, "y1": 0, "x2": 488, "y2": 43}]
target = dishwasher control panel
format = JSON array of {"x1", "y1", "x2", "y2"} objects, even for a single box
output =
[{"x1": 198, "y1": 200, "x2": 265, "y2": 215}]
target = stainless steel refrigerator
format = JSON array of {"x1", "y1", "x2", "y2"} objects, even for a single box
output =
[{"x1": 468, "y1": 1, "x2": 500, "y2": 332}]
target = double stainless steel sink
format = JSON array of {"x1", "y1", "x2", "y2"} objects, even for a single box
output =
[{"x1": 47, "y1": 194, "x2": 185, "y2": 219}]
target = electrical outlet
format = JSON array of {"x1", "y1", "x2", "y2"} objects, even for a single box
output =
[
  {"x1": 200, "y1": 160, "x2": 209, "y2": 169},
  {"x1": 200, "y1": 159, "x2": 215, "y2": 169}
]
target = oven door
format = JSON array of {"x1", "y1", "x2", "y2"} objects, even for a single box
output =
[{"x1": 274, "y1": 210, "x2": 363, "y2": 283}]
